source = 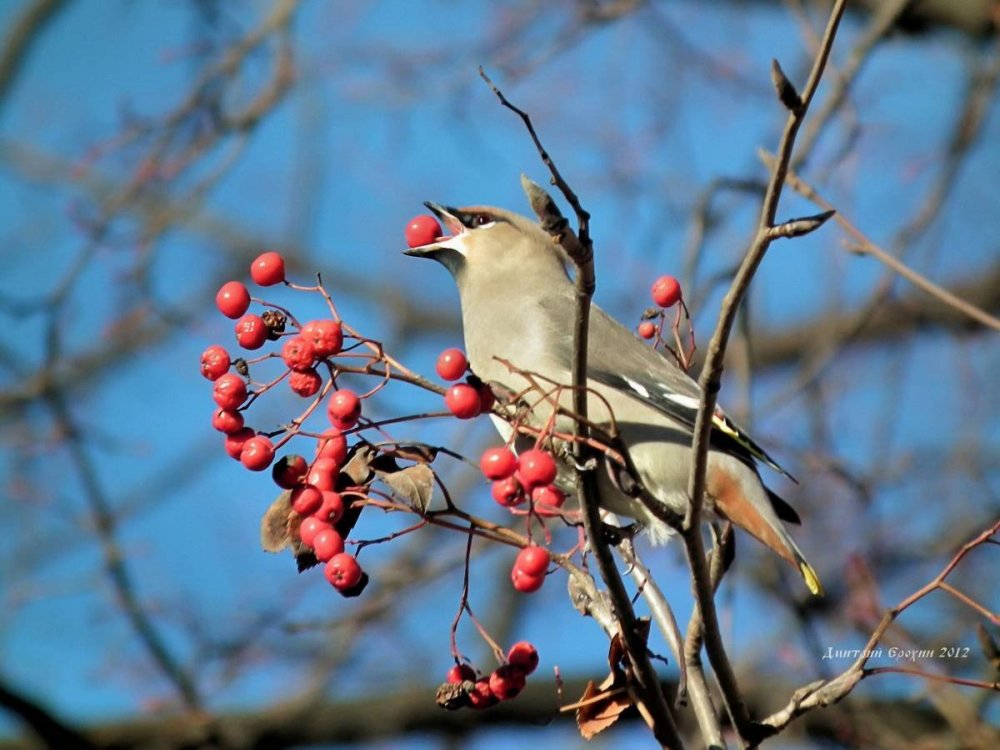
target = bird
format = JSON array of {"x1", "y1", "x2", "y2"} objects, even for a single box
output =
[{"x1": 403, "y1": 195, "x2": 822, "y2": 596}]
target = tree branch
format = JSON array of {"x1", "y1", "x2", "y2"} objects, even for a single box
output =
[
  {"x1": 682, "y1": 0, "x2": 848, "y2": 741},
  {"x1": 0, "y1": 0, "x2": 70, "y2": 115},
  {"x1": 760, "y1": 151, "x2": 1000, "y2": 332},
  {"x1": 480, "y1": 69, "x2": 682, "y2": 748},
  {"x1": 0, "y1": 674, "x2": 96, "y2": 750}
]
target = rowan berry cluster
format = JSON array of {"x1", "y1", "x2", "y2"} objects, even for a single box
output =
[
  {"x1": 637, "y1": 274, "x2": 682, "y2": 341},
  {"x1": 636, "y1": 274, "x2": 696, "y2": 369},
  {"x1": 442, "y1": 641, "x2": 540, "y2": 710},
  {"x1": 201, "y1": 251, "x2": 366, "y2": 595},
  {"x1": 200, "y1": 220, "x2": 591, "y2": 711},
  {"x1": 436, "y1": 347, "x2": 495, "y2": 418}
]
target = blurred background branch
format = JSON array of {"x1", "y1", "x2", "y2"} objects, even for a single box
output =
[{"x1": 0, "y1": 0, "x2": 997, "y2": 748}]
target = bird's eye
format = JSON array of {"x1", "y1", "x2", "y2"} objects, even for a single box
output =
[{"x1": 471, "y1": 213, "x2": 493, "y2": 227}]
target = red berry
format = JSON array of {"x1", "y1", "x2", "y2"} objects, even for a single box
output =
[
  {"x1": 507, "y1": 642, "x2": 539, "y2": 675},
  {"x1": 200, "y1": 344, "x2": 231, "y2": 380},
  {"x1": 491, "y1": 476, "x2": 525, "y2": 507},
  {"x1": 516, "y1": 449, "x2": 557, "y2": 489},
  {"x1": 489, "y1": 665, "x2": 526, "y2": 701},
  {"x1": 651, "y1": 275, "x2": 682, "y2": 308},
  {"x1": 213, "y1": 373, "x2": 247, "y2": 410},
  {"x1": 324, "y1": 552, "x2": 363, "y2": 590},
  {"x1": 531, "y1": 484, "x2": 565, "y2": 516},
  {"x1": 250, "y1": 251, "x2": 286, "y2": 286},
  {"x1": 468, "y1": 678, "x2": 498, "y2": 710},
  {"x1": 301, "y1": 319, "x2": 343, "y2": 358},
  {"x1": 281, "y1": 336, "x2": 315, "y2": 372},
  {"x1": 223, "y1": 427, "x2": 255, "y2": 460},
  {"x1": 405, "y1": 214, "x2": 442, "y2": 248},
  {"x1": 291, "y1": 485, "x2": 323, "y2": 515},
  {"x1": 327, "y1": 389, "x2": 361, "y2": 429},
  {"x1": 638, "y1": 321, "x2": 656, "y2": 340},
  {"x1": 515, "y1": 545, "x2": 550, "y2": 577},
  {"x1": 444, "y1": 383, "x2": 481, "y2": 419},
  {"x1": 235, "y1": 314, "x2": 268, "y2": 350},
  {"x1": 510, "y1": 566, "x2": 545, "y2": 593},
  {"x1": 211, "y1": 408, "x2": 244, "y2": 434},
  {"x1": 312, "y1": 490, "x2": 344, "y2": 525},
  {"x1": 446, "y1": 664, "x2": 477, "y2": 684},
  {"x1": 480, "y1": 447, "x2": 518, "y2": 480},
  {"x1": 272, "y1": 454, "x2": 307, "y2": 489},
  {"x1": 299, "y1": 516, "x2": 332, "y2": 547},
  {"x1": 289, "y1": 368, "x2": 322, "y2": 397},
  {"x1": 306, "y1": 458, "x2": 338, "y2": 492},
  {"x1": 435, "y1": 348, "x2": 468, "y2": 381},
  {"x1": 312, "y1": 528, "x2": 345, "y2": 562},
  {"x1": 240, "y1": 435, "x2": 275, "y2": 471},
  {"x1": 215, "y1": 281, "x2": 251, "y2": 319},
  {"x1": 316, "y1": 428, "x2": 348, "y2": 465}
]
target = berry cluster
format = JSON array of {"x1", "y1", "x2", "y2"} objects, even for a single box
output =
[
  {"x1": 443, "y1": 641, "x2": 539, "y2": 710},
  {"x1": 201, "y1": 251, "x2": 366, "y2": 594},
  {"x1": 636, "y1": 274, "x2": 697, "y2": 370},
  {"x1": 436, "y1": 348, "x2": 495, "y2": 419},
  {"x1": 477, "y1": 446, "x2": 562, "y2": 593},
  {"x1": 480, "y1": 447, "x2": 564, "y2": 516},
  {"x1": 637, "y1": 274, "x2": 682, "y2": 341},
  {"x1": 203, "y1": 219, "x2": 581, "y2": 712}
]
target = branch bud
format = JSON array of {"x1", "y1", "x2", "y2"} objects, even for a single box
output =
[
  {"x1": 769, "y1": 209, "x2": 836, "y2": 240},
  {"x1": 771, "y1": 58, "x2": 802, "y2": 113}
]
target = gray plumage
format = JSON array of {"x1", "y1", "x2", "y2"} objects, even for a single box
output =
[{"x1": 404, "y1": 198, "x2": 821, "y2": 595}]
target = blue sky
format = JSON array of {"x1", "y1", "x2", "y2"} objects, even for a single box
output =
[{"x1": 0, "y1": 1, "x2": 997, "y2": 746}]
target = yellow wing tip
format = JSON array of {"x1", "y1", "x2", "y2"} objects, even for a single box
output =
[{"x1": 800, "y1": 562, "x2": 824, "y2": 597}]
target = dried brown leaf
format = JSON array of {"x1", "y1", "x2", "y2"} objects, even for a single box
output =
[
  {"x1": 376, "y1": 463, "x2": 435, "y2": 513},
  {"x1": 260, "y1": 491, "x2": 293, "y2": 552},
  {"x1": 575, "y1": 678, "x2": 632, "y2": 740},
  {"x1": 340, "y1": 445, "x2": 375, "y2": 485},
  {"x1": 435, "y1": 681, "x2": 472, "y2": 711}
]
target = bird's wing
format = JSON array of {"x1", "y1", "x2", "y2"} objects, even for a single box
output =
[{"x1": 579, "y1": 305, "x2": 797, "y2": 481}]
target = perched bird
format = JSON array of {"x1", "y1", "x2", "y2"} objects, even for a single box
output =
[{"x1": 404, "y1": 196, "x2": 822, "y2": 595}]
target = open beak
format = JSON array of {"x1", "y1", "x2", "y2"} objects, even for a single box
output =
[{"x1": 402, "y1": 201, "x2": 466, "y2": 256}]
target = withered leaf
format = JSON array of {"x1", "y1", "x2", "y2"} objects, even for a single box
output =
[
  {"x1": 435, "y1": 681, "x2": 472, "y2": 711},
  {"x1": 574, "y1": 678, "x2": 632, "y2": 740},
  {"x1": 260, "y1": 491, "x2": 293, "y2": 552},
  {"x1": 376, "y1": 463, "x2": 435, "y2": 513},
  {"x1": 340, "y1": 444, "x2": 375, "y2": 485},
  {"x1": 608, "y1": 619, "x2": 652, "y2": 673}
]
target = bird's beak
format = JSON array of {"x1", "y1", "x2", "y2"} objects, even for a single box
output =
[{"x1": 402, "y1": 201, "x2": 466, "y2": 256}]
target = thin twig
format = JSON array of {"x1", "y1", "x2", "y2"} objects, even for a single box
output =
[
  {"x1": 480, "y1": 69, "x2": 682, "y2": 748},
  {"x1": 45, "y1": 392, "x2": 203, "y2": 712},
  {"x1": 755, "y1": 519, "x2": 999, "y2": 736},
  {"x1": 762, "y1": 154, "x2": 1000, "y2": 332},
  {"x1": 683, "y1": 1, "x2": 848, "y2": 741},
  {"x1": 861, "y1": 667, "x2": 998, "y2": 692}
]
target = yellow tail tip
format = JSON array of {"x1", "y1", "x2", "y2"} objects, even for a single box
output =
[{"x1": 800, "y1": 562, "x2": 824, "y2": 597}]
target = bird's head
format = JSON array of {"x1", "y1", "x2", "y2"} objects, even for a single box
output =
[{"x1": 403, "y1": 202, "x2": 570, "y2": 292}]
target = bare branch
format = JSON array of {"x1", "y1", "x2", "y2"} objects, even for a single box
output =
[
  {"x1": 763, "y1": 151, "x2": 1000, "y2": 332},
  {"x1": 0, "y1": 675, "x2": 97, "y2": 750},
  {"x1": 0, "y1": 0, "x2": 70, "y2": 115},
  {"x1": 757, "y1": 518, "x2": 1000, "y2": 737},
  {"x1": 480, "y1": 73, "x2": 682, "y2": 747},
  {"x1": 683, "y1": 0, "x2": 848, "y2": 741}
]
